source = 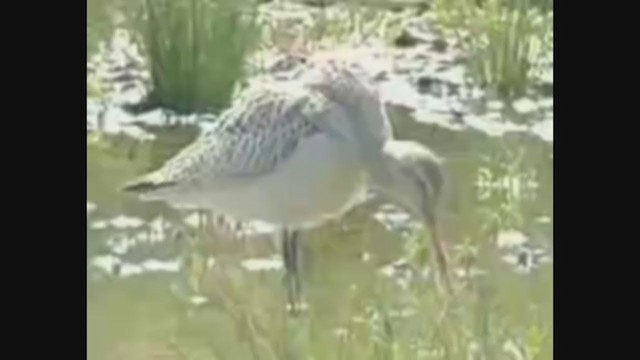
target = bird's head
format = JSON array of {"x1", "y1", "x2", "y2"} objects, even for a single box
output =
[
  {"x1": 373, "y1": 140, "x2": 446, "y2": 227},
  {"x1": 373, "y1": 140, "x2": 453, "y2": 293}
]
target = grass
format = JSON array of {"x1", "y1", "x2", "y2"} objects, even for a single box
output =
[
  {"x1": 434, "y1": 0, "x2": 553, "y2": 100},
  {"x1": 87, "y1": 0, "x2": 114, "y2": 54},
  {"x1": 133, "y1": 0, "x2": 260, "y2": 114},
  {"x1": 87, "y1": 0, "x2": 142, "y2": 54},
  {"x1": 87, "y1": 222, "x2": 552, "y2": 359},
  {"x1": 308, "y1": 2, "x2": 406, "y2": 47},
  {"x1": 258, "y1": 1, "x2": 408, "y2": 57}
]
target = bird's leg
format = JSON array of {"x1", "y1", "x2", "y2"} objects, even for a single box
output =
[
  {"x1": 289, "y1": 230, "x2": 302, "y2": 306},
  {"x1": 282, "y1": 229, "x2": 304, "y2": 315},
  {"x1": 282, "y1": 229, "x2": 297, "y2": 314}
]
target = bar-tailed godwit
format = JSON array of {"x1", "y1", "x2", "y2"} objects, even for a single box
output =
[{"x1": 124, "y1": 60, "x2": 452, "y2": 312}]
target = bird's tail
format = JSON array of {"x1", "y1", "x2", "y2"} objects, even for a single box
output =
[{"x1": 121, "y1": 170, "x2": 177, "y2": 194}]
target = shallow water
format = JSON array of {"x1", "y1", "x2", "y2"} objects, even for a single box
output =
[{"x1": 87, "y1": 108, "x2": 552, "y2": 359}]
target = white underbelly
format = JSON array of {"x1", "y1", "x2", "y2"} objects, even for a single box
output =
[{"x1": 194, "y1": 134, "x2": 367, "y2": 228}]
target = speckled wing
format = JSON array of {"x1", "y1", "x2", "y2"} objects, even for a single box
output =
[
  {"x1": 123, "y1": 85, "x2": 338, "y2": 193},
  {"x1": 301, "y1": 59, "x2": 392, "y2": 148}
]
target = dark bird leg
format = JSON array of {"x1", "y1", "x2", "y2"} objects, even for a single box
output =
[
  {"x1": 290, "y1": 230, "x2": 302, "y2": 303},
  {"x1": 282, "y1": 229, "x2": 302, "y2": 314}
]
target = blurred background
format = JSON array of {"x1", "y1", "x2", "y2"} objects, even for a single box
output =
[{"x1": 87, "y1": 0, "x2": 553, "y2": 358}]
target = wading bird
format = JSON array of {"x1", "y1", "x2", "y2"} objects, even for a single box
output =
[{"x1": 123, "y1": 60, "x2": 452, "y2": 313}]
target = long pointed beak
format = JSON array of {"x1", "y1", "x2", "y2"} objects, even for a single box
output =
[{"x1": 427, "y1": 217, "x2": 453, "y2": 295}]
